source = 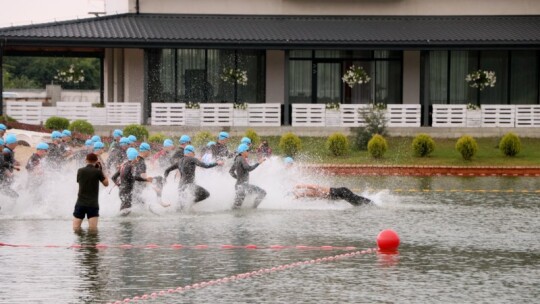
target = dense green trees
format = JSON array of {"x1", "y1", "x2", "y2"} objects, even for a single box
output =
[{"x1": 2, "y1": 57, "x2": 100, "y2": 90}]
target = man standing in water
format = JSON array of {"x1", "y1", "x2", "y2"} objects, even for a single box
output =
[
  {"x1": 164, "y1": 145, "x2": 222, "y2": 207},
  {"x1": 73, "y1": 153, "x2": 109, "y2": 231},
  {"x1": 229, "y1": 143, "x2": 266, "y2": 209}
]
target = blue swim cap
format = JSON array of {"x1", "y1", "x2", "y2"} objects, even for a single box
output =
[
  {"x1": 284, "y1": 157, "x2": 294, "y2": 164},
  {"x1": 241, "y1": 137, "x2": 251, "y2": 145},
  {"x1": 184, "y1": 145, "x2": 195, "y2": 155},
  {"x1": 51, "y1": 131, "x2": 62, "y2": 139},
  {"x1": 93, "y1": 142, "x2": 105, "y2": 150},
  {"x1": 91, "y1": 135, "x2": 101, "y2": 143},
  {"x1": 163, "y1": 139, "x2": 174, "y2": 147},
  {"x1": 85, "y1": 139, "x2": 93, "y2": 147},
  {"x1": 0, "y1": 124, "x2": 6, "y2": 131},
  {"x1": 179, "y1": 135, "x2": 191, "y2": 144},
  {"x1": 113, "y1": 129, "x2": 123, "y2": 137},
  {"x1": 206, "y1": 141, "x2": 216, "y2": 147},
  {"x1": 119, "y1": 137, "x2": 130, "y2": 146},
  {"x1": 36, "y1": 142, "x2": 49, "y2": 150},
  {"x1": 237, "y1": 143, "x2": 249, "y2": 153},
  {"x1": 0, "y1": 138, "x2": 3, "y2": 145},
  {"x1": 128, "y1": 135, "x2": 137, "y2": 143},
  {"x1": 139, "y1": 142, "x2": 151, "y2": 152},
  {"x1": 62, "y1": 130, "x2": 72, "y2": 137},
  {"x1": 126, "y1": 147, "x2": 139, "y2": 161},
  {"x1": 218, "y1": 131, "x2": 229, "y2": 140},
  {"x1": 5, "y1": 134, "x2": 17, "y2": 145}
]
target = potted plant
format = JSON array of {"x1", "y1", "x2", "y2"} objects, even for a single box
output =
[
  {"x1": 342, "y1": 65, "x2": 371, "y2": 88},
  {"x1": 325, "y1": 102, "x2": 341, "y2": 126},
  {"x1": 465, "y1": 70, "x2": 496, "y2": 91},
  {"x1": 185, "y1": 101, "x2": 200, "y2": 126},
  {"x1": 466, "y1": 103, "x2": 481, "y2": 127},
  {"x1": 233, "y1": 102, "x2": 249, "y2": 126}
]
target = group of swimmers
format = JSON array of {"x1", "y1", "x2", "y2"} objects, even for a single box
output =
[{"x1": 0, "y1": 123, "x2": 373, "y2": 228}]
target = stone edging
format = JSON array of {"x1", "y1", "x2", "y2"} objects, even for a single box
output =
[{"x1": 302, "y1": 165, "x2": 540, "y2": 177}]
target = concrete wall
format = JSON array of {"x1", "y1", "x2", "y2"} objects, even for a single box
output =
[
  {"x1": 124, "y1": 49, "x2": 144, "y2": 104},
  {"x1": 265, "y1": 50, "x2": 285, "y2": 104},
  {"x1": 402, "y1": 51, "x2": 420, "y2": 105},
  {"x1": 137, "y1": 0, "x2": 540, "y2": 15}
]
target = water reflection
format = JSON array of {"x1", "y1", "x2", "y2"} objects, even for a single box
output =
[{"x1": 74, "y1": 230, "x2": 106, "y2": 303}]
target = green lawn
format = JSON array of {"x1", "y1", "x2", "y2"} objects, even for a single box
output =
[{"x1": 254, "y1": 136, "x2": 540, "y2": 166}]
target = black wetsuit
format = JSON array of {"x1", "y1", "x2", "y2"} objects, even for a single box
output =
[
  {"x1": 132, "y1": 156, "x2": 148, "y2": 204},
  {"x1": 47, "y1": 142, "x2": 65, "y2": 169},
  {"x1": 170, "y1": 147, "x2": 184, "y2": 165},
  {"x1": 112, "y1": 161, "x2": 147, "y2": 211},
  {"x1": 106, "y1": 146, "x2": 125, "y2": 172},
  {"x1": 0, "y1": 147, "x2": 18, "y2": 198},
  {"x1": 229, "y1": 154, "x2": 266, "y2": 208},
  {"x1": 212, "y1": 142, "x2": 232, "y2": 160},
  {"x1": 329, "y1": 187, "x2": 373, "y2": 206},
  {"x1": 164, "y1": 156, "x2": 217, "y2": 204}
]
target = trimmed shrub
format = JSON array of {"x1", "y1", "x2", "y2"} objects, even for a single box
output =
[
  {"x1": 367, "y1": 134, "x2": 388, "y2": 158},
  {"x1": 148, "y1": 133, "x2": 167, "y2": 144},
  {"x1": 279, "y1": 132, "x2": 302, "y2": 157},
  {"x1": 412, "y1": 133, "x2": 435, "y2": 157},
  {"x1": 326, "y1": 132, "x2": 350, "y2": 156},
  {"x1": 455, "y1": 135, "x2": 478, "y2": 161},
  {"x1": 245, "y1": 128, "x2": 260, "y2": 147},
  {"x1": 45, "y1": 116, "x2": 70, "y2": 130},
  {"x1": 192, "y1": 131, "x2": 214, "y2": 148},
  {"x1": 499, "y1": 132, "x2": 521, "y2": 157},
  {"x1": 123, "y1": 124, "x2": 149, "y2": 141},
  {"x1": 68, "y1": 119, "x2": 94, "y2": 135},
  {"x1": 1, "y1": 115, "x2": 17, "y2": 123}
]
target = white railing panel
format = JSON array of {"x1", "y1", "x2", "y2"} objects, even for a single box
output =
[
  {"x1": 247, "y1": 104, "x2": 281, "y2": 127},
  {"x1": 292, "y1": 104, "x2": 325, "y2": 127},
  {"x1": 41, "y1": 107, "x2": 58, "y2": 123},
  {"x1": 56, "y1": 101, "x2": 93, "y2": 121},
  {"x1": 515, "y1": 105, "x2": 540, "y2": 127},
  {"x1": 340, "y1": 104, "x2": 369, "y2": 127},
  {"x1": 6, "y1": 101, "x2": 42, "y2": 125},
  {"x1": 106, "y1": 103, "x2": 142, "y2": 125},
  {"x1": 200, "y1": 103, "x2": 233, "y2": 126},
  {"x1": 432, "y1": 104, "x2": 466, "y2": 127},
  {"x1": 386, "y1": 104, "x2": 421, "y2": 127},
  {"x1": 89, "y1": 107, "x2": 107, "y2": 125},
  {"x1": 151, "y1": 103, "x2": 186, "y2": 126},
  {"x1": 481, "y1": 105, "x2": 515, "y2": 127}
]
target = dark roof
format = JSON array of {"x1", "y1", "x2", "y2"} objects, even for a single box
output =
[{"x1": 1, "y1": 14, "x2": 539, "y2": 49}]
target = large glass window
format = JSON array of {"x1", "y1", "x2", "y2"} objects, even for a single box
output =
[
  {"x1": 147, "y1": 49, "x2": 265, "y2": 104},
  {"x1": 427, "y1": 50, "x2": 539, "y2": 106},
  {"x1": 288, "y1": 50, "x2": 402, "y2": 105}
]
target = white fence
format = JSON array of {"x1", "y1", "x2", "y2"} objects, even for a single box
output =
[
  {"x1": 6, "y1": 101, "x2": 141, "y2": 125},
  {"x1": 481, "y1": 105, "x2": 515, "y2": 127},
  {"x1": 292, "y1": 104, "x2": 325, "y2": 127},
  {"x1": 151, "y1": 103, "x2": 186, "y2": 126},
  {"x1": 432, "y1": 104, "x2": 467, "y2": 127},
  {"x1": 200, "y1": 103, "x2": 234, "y2": 126},
  {"x1": 386, "y1": 104, "x2": 421, "y2": 127},
  {"x1": 248, "y1": 104, "x2": 281, "y2": 127},
  {"x1": 515, "y1": 105, "x2": 540, "y2": 127}
]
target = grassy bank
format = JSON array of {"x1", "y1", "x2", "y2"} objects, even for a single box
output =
[{"x1": 256, "y1": 136, "x2": 540, "y2": 166}]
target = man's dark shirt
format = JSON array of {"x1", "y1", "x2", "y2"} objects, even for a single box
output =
[
  {"x1": 229, "y1": 155, "x2": 259, "y2": 185},
  {"x1": 76, "y1": 164, "x2": 106, "y2": 208},
  {"x1": 177, "y1": 156, "x2": 216, "y2": 185}
]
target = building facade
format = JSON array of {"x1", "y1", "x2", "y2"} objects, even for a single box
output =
[{"x1": 1, "y1": 0, "x2": 539, "y2": 126}]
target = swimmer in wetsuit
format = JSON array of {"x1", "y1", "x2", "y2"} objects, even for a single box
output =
[
  {"x1": 293, "y1": 184, "x2": 373, "y2": 206},
  {"x1": 164, "y1": 145, "x2": 223, "y2": 206},
  {"x1": 229, "y1": 143, "x2": 266, "y2": 209},
  {"x1": 1, "y1": 134, "x2": 20, "y2": 199},
  {"x1": 111, "y1": 148, "x2": 153, "y2": 215}
]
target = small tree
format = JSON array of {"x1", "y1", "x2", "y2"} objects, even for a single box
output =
[
  {"x1": 355, "y1": 103, "x2": 388, "y2": 150},
  {"x1": 148, "y1": 133, "x2": 167, "y2": 144},
  {"x1": 245, "y1": 129, "x2": 260, "y2": 147},
  {"x1": 455, "y1": 135, "x2": 478, "y2": 161},
  {"x1": 412, "y1": 134, "x2": 435, "y2": 157},
  {"x1": 123, "y1": 124, "x2": 149, "y2": 141},
  {"x1": 499, "y1": 132, "x2": 521, "y2": 157},
  {"x1": 68, "y1": 120, "x2": 94, "y2": 135},
  {"x1": 367, "y1": 134, "x2": 388, "y2": 159},
  {"x1": 45, "y1": 116, "x2": 70, "y2": 130},
  {"x1": 279, "y1": 132, "x2": 302, "y2": 157},
  {"x1": 192, "y1": 131, "x2": 214, "y2": 148}
]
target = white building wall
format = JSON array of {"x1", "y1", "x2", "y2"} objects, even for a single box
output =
[
  {"x1": 124, "y1": 49, "x2": 144, "y2": 104},
  {"x1": 138, "y1": 0, "x2": 540, "y2": 15},
  {"x1": 266, "y1": 50, "x2": 285, "y2": 104},
  {"x1": 403, "y1": 51, "x2": 421, "y2": 105}
]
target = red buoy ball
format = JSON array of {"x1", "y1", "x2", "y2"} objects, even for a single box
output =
[{"x1": 377, "y1": 229, "x2": 400, "y2": 252}]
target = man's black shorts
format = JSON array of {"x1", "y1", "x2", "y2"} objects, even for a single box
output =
[{"x1": 73, "y1": 205, "x2": 99, "y2": 219}]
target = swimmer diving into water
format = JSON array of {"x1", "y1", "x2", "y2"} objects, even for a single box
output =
[{"x1": 293, "y1": 184, "x2": 373, "y2": 206}]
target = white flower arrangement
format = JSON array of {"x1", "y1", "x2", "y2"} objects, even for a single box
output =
[
  {"x1": 221, "y1": 68, "x2": 248, "y2": 86},
  {"x1": 342, "y1": 65, "x2": 371, "y2": 88},
  {"x1": 465, "y1": 70, "x2": 496, "y2": 91},
  {"x1": 466, "y1": 103, "x2": 479, "y2": 110},
  {"x1": 54, "y1": 64, "x2": 85, "y2": 84},
  {"x1": 185, "y1": 101, "x2": 200, "y2": 109},
  {"x1": 233, "y1": 102, "x2": 248, "y2": 110},
  {"x1": 325, "y1": 102, "x2": 340, "y2": 111}
]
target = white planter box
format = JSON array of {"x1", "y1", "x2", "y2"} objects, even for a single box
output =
[
  {"x1": 466, "y1": 110, "x2": 482, "y2": 127},
  {"x1": 233, "y1": 109, "x2": 248, "y2": 126},
  {"x1": 185, "y1": 109, "x2": 200, "y2": 126},
  {"x1": 325, "y1": 110, "x2": 341, "y2": 127}
]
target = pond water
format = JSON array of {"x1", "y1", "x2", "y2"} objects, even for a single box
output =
[{"x1": 0, "y1": 172, "x2": 539, "y2": 303}]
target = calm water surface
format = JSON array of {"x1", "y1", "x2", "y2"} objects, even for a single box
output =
[{"x1": 0, "y1": 176, "x2": 538, "y2": 303}]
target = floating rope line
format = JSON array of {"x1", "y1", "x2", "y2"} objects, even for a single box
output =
[
  {"x1": 354, "y1": 188, "x2": 540, "y2": 193},
  {"x1": 106, "y1": 247, "x2": 379, "y2": 304},
  {"x1": 0, "y1": 242, "x2": 358, "y2": 251}
]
